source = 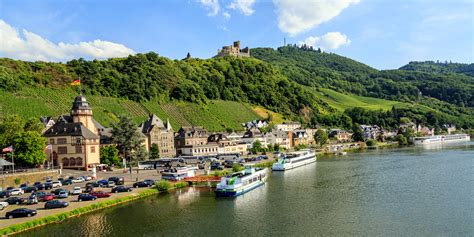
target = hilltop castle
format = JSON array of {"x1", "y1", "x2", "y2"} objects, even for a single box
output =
[{"x1": 215, "y1": 41, "x2": 250, "y2": 58}]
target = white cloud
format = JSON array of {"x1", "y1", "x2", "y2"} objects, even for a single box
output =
[
  {"x1": 223, "y1": 11, "x2": 231, "y2": 19},
  {"x1": 274, "y1": 0, "x2": 360, "y2": 36},
  {"x1": 228, "y1": 0, "x2": 256, "y2": 16},
  {"x1": 198, "y1": 0, "x2": 220, "y2": 16},
  {"x1": 299, "y1": 32, "x2": 351, "y2": 50},
  {"x1": 0, "y1": 20, "x2": 135, "y2": 62}
]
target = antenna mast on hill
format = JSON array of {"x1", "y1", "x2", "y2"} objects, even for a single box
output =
[{"x1": 284, "y1": 37, "x2": 286, "y2": 46}]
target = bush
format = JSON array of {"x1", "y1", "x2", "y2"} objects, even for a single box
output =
[
  {"x1": 155, "y1": 180, "x2": 171, "y2": 192},
  {"x1": 213, "y1": 170, "x2": 230, "y2": 177},
  {"x1": 366, "y1": 139, "x2": 377, "y2": 147},
  {"x1": 232, "y1": 163, "x2": 244, "y2": 172},
  {"x1": 14, "y1": 178, "x2": 21, "y2": 185},
  {"x1": 173, "y1": 182, "x2": 189, "y2": 189}
]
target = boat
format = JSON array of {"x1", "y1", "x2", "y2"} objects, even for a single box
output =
[
  {"x1": 272, "y1": 150, "x2": 316, "y2": 171},
  {"x1": 161, "y1": 166, "x2": 198, "y2": 181},
  {"x1": 215, "y1": 166, "x2": 268, "y2": 197},
  {"x1": 414, "y1": 134, "x2": 470, "y2": 145}
]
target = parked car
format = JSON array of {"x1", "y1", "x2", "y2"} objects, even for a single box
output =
[
  {"x1": 9, "y1": 188, "x2": 24, "y2": 196},
  {"x1": 45, "y1": 178, "x2": 53, "y2": 183},
  {"x1": 44, "y1": 182, "x2": 53, "y2": 190},
  {"x1": 86, "y1": 182, "x2": 100, "y2": 188},
  {"x1": 84, "y1": 186, "x2": 94, "y2": 193},
  {"x1": 24, "y1": 186, "x2": 38, "y2": 193},
  {"x1": 5, "y1": 197, "x2": 25, "y2": 205},
  {"x1": 45, "y1": 200, "x2": 69, "y2": 209},
  {"x1": 90, "y1": 191, "x2": 111, "y2": 198},
  {"x1": 133, "y1": 181, "x2": 151, "y2": 188},
  {"x1": 34, "y1": 183, "x2": 46, "y2": 190},
  {"x1": 26, "y1": 195, "x2": 38, "y2": 205},
  {"x1": 97, "y1": 179, "x2": 109, "y2": 187},
  {"x1": 61, "y1": 179, "x2": 72, "y2": 186},
  {"x1": 52, "y1": 188, "x2": 68, "y2": 196},
  {"x1": 57, "y1": 191, "x2": 69, "y2": 199},
  {"x1": 6, "y1": 187, "x2": 14, "y2": 191},
  {"x1": 0, "y1": 191, "x2": 11, "y2": 198},
  {"x1": 0, "y1": 201, "x2": 8, "y2": 210},
  {"x1": 51, "y1": 181, "x2": 62, "y2": 188},
  {"x1": 34, "y1": 192, "x2": 47, "y2": 199},
  {"x1": 107, "y1": 181, "x2": 116, "y2": 188},
  {"x1": 210, "y1": 162, "x2": 224, "y2": 170},
  {"x1": 70, "y1": 187, "x2": 83, "y2": 195},
  {"x1": 19, "y1": 184, "x2": 28, "y2": 190},
  {"x1": 42, "y1": 194, "x2": 55, "y2": 202},
  {"x1": 108, "y1": 177, "x2": 124, "y2": 185},
  {"x1": 82, "y1": 176, "x2": 92, "y2": 181},
  {"x1": 5, "y1": 208, "x2": 37, "y2": 219},
  {"x1": 71, "y1": 177, "x2": 85, "y2": 183},
  {"x1": 111, "y1": 186, "x2": 132, "y2": 193},
  {"x1": 78, "y1": 194, "x2": 97, "y2": 202},
  {"x1": 143, "y1": 179, "x2": 155, "y2": 186}
]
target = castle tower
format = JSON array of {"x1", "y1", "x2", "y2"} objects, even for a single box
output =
[{"x1": 71, "y1": 96, "x2": 98, "y2": 136}]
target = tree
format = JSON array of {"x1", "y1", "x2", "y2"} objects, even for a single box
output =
[
  {"x1": 250, "y1": 140, "x2": 263, "y2": 154},
  {"x1": 352, "y1": 123, "x2": 364, "y2": 142},
  {"x1": 111, "y1": 116, "x2": 145, "y2": 162},
  {"x1": 100, "y1": 146, "x2": 121, "y2": 166},
  {"x1": 314, "y1": 129, "x2": 328, "y2": 147},
  {"x1": 149, "y1": 143, "x2": 160, "y2": 159},
  {"x1": 0, "y1": 115, "x2": 25, "y2": 148},
  {"x1": 11, "y1": 131, "x2": 46, "y2": 166}
]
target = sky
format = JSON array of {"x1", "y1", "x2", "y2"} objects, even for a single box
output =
[{"x1": 0, "y1": 0, "x2": 472, "y2": 69}]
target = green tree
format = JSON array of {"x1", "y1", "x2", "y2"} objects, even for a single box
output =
[
  {"x1": 111, "y1": 116, "x2": 145, "y2": 161},
  {"x1": 314, "y1": 129, "x2": 328, "y2": 147},
  {"x1": 394, "y1": 134, "x2": 408, "y2": 145},
  {"x1": 352, "y1": 123, "x2": 365, "y2": 142},
  {"x1": 250, "y1": 140, "x2": 263, "y2": 154},
  {"x1": 149, "y1": 143, "x2": 160, "y2": 159},
  {"x1": 11, "y1": 131, "x2": 46, "y2": 166},
  {"x1": 0, "y1": 115, "x2": 25, "y2": 148},
  {"x1": 100, "y1": 146, "x2": 121, "y2": 166}
]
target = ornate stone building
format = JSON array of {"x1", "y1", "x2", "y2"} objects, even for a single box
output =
[
  {"x1": 43, "y1": 96, "x2": 100, "y2": 170},
  {"x1": 140, "y1": 114, "x2": 176, "y2": 158},
  {"x1": 215, "y1": 41, "x2": 250, "y2": 58}
]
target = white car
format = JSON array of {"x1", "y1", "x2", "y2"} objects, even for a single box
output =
[
  {"x1": 70, "y1": 187, "x2": 82, "y2": 195},
  {"x1": 84, "y1": 176, "x2": 92, "y2": 181},
  {"x1": 0, "y1": 201, "x2": 8, "y2": 210},
  {"x1": 52, "y1": 181, "x2": 62, "y2": 188},
  {"x1": 72, "y1": 177, "x2": 85, "y2": 183},
  {"x1": 107, "y1": 181, "x2": 116, "y2": 188},
  {"x1": 9, "y1": 188, "x2": 24, "y2": 196}
]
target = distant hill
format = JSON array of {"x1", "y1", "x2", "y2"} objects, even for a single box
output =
[
  {"x1": 400, "y1": 61, "x2": 474, "y2": 77},
  {"x1": 0, "y1": 46, "x2": 473, "y2": 129}
]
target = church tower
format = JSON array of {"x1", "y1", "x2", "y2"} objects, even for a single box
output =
[{"x1": 71, "y1": 96, "x2": 98, "y2": 136}]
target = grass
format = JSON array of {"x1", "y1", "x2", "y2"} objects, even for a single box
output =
[
  {"x1": 252, "y1": 106, "x2": 285, "y2": 124},
  {"x1": 0, "y1": 88, "x2": 267, "y2": 132}
]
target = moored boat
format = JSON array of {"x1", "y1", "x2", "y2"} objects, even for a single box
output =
[
  {"x1": 414, "y1": 134, "x2": 470, "y2": 145},
  {"x1": 272, "y1": 150, "x2": 316, "y2": 171},
  {"x1": 215, "y1": 166, "x2": 268, "y2": 197}
]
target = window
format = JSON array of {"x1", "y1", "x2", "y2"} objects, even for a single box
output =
[
  {"x1": 57, "y1": 138, "x2": 67, "y2": 144},
  {"x1": 75, "y1": 138, "x2": 81, "y2": 145},
  {"x1": 75, "y1": 145, "x2": 82, "y2": 153},
  {"x1": 49, "y1": 139, "x2": 55, "y2": 144},
  {"x1": 57, "y1": 146, "x2": 67, "y2": 154},
  {"x1": 91, "y1": 146, "x2": 96, "y2": 153}
]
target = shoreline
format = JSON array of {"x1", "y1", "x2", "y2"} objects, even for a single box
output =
[{"x1": 0, "y1": 186, "x2": 181, "y2": 236}]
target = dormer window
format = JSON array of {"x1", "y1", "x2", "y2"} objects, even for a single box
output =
[{"x1": 75, "y1": 138, "x2": 81, "y2": 144}]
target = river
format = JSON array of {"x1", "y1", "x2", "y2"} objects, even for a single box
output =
[{"x1": 20, "y1": 142, "x2": 474, "y2": 236}]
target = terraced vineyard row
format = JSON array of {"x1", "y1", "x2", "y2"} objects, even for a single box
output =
[{"x1": 160, "y1": 103, "x2": 192, "y2": 127}]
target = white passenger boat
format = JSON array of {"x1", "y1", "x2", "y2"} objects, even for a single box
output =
[
  {"x1": 414, "y1": 134, "x2": 470, "y2": 145},
  {"x1": 215, "y1": 166, "x2": 268, "y2": 197},
  {"x1": 272, "y1": 150, "x2": 316, "y2": 171},
  {"x1": 161, "y1": 166, "x2": 198, "y2": 181}
]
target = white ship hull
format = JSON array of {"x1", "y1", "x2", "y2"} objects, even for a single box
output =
[
  {"x1": 272, "y1": 150, "x2": 316, "y2": 171},
  {"x1": 414, "y1": 134, "x2": 470, "y2": 145}
]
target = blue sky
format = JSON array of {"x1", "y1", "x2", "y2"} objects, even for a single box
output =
[{"x1": 0, "y1": 0, "x2": 472, "y2": 69}]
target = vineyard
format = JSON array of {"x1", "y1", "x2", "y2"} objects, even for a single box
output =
[{"x1": 0, "y1": 88, "x2": 268, "y2": 131}]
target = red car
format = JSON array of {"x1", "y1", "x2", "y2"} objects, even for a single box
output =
[
  {"x1": 90, "y1": 191, "x2": 111, "y2": 198},
  {"x1": 42, "y1": 194, "x2": 55, "y2": 202}
]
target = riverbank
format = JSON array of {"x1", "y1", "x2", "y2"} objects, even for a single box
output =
[{"x1": 0, "y1": 182, "x2": 187, "y2": 236}]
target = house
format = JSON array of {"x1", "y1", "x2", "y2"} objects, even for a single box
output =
[
  {"x1": 360, "y1": 125, "x2": 381, "y2": 141},
  {"x1": 274, "y1": 122, "x2": 301, "y2": 132},
  {"x1": 140, "y1": 114, "x2": 176, "y2": 158},
  {"x1": 442, "y1": 124, "x2": 456, "y2": 134},
  {"x1": 328, "y1": 129, "x2": 353, "y2": 143},
  {"x1": 242, "y1": 120, "x2": 268, "y2": 130},
  {"x1": 40, "y1": 116, "x2": 55, "y2": 133},
  {"x1": 175, "y1": 126, "x2": 210, "y2": 156},
  {"x1": 292, "y1": 128, "x2": 318, "y2": 147},
  {"x1": 208, "y1": 133, "x2": 247, "y2": 155},
  {"x1": 43, "y1": 96, "x2": 100, "y2": 170},
  {"x1": 265, "y1": 129, "x2": 292, "y2": 150}
]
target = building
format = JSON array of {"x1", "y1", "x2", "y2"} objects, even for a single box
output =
[
  {"x1": 274, "y1": 122, "x2": 301, "y2": 132},
  {"x1": 209, "y1": 133, "x2": 248, "y2": 155},
  {"x1": 140, "y1": 114, "x2": 176, "y2": 158},
  {"x1": 40, "y1": 116, "x2": 55, "y2": 133},
  {"x1": 329, "y1": 129, "x2": 353, "y2": 143},
  {"x1": 175, "y1": 126, "x2": 209, "y2": 156},
  {"x1": 43, "y1": 96, "x2": 100, "y2": 170},
  {"x1": 292, "y1": 129, "x2": 317, "y2": 147},
  {"x1": 215, "y1": 41, "x2": 250, "y2": 58}
]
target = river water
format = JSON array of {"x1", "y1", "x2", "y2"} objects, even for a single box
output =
[{"x1": 20, "y1": 142, "x2": 473, "y2": 236}]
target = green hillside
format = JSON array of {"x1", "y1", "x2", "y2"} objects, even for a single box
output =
[
  {"x1": 400, "y1": 61, "x2": 474, "y2": 77},
  {"x1": 0, "y1": 87, "x2": 263, "y2": 132}
]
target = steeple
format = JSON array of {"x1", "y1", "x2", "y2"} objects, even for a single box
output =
[
  {"x1": 70, "y1": 95, "x2": 98, "y2": 136},
  {"x1": 166, "y1": 118, "x2": 172, "y2": 131}
]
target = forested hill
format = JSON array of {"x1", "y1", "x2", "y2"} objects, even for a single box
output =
[{"x1": 400, "y1": 61, "x2": 474, "y2": 77}]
